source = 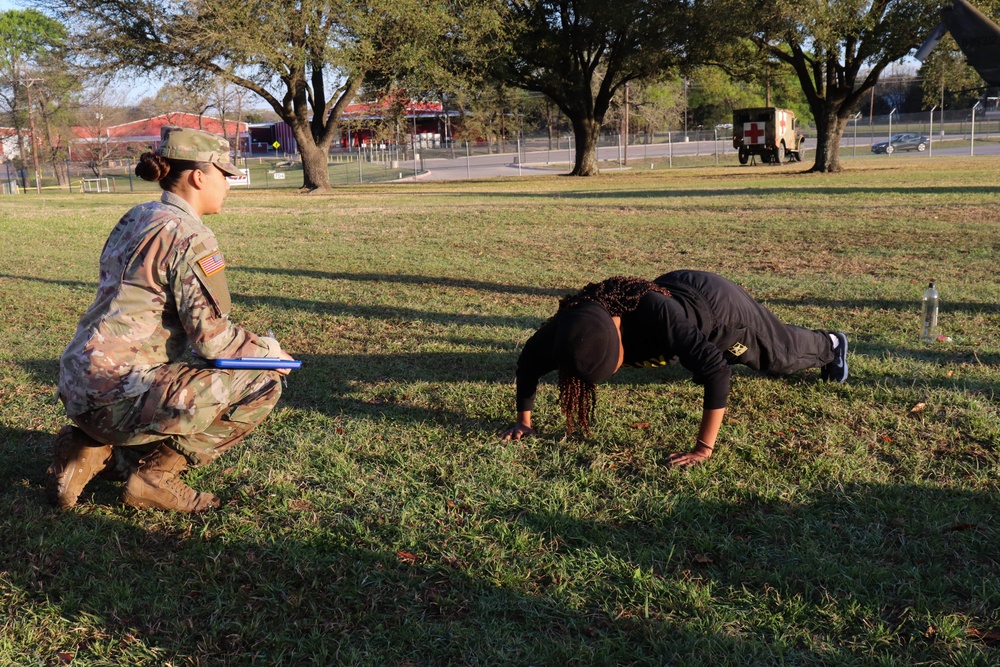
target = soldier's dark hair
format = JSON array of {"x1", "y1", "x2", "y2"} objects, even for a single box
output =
[
  {"x1": 555, "y1": 276, "x2": 671, "y2": 435},
  {"x1": 135, "y1": 152, "x2": 215, "y2": 191}
]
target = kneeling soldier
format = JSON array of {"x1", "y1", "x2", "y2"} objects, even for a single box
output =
[{"x1": 48, "y1": 127, "x2": 294, "y2": 511}]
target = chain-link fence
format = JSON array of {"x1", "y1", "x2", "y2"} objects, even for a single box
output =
[
  {"x1": 0, "y1": 153, "x2": 418, "y2": 194},
  {"x1": 4, "y1": 106, "x2": 999, "y2": 193}
]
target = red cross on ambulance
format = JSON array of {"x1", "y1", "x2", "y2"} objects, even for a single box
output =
[{"x1": 744, "y1": 122, "x2": 765, "y2": 144}]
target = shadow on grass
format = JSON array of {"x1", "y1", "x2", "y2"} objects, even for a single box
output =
[
  {"x1": 4, "y1": 420, "x2": 998, "y2": 665},
  {"x1": 0, "y1": 426, "x2": 773, "y2": 665},
  {"x1": 462, "y1": 185, "x2": 1000, "y2": 200},
  {"x1": 231, "y1": 267, "x2": 570, "y2": 298},
  {"x1": 765, "y1": 297, "x2": 1000, "y2": 317},
  {"x1": 0, "y1": 271, "x2": 556, "y2": 331}
]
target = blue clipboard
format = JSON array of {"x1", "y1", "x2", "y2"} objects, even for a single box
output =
[{"x1": 213, "y1": 357, "x2": 302, "y2": 370}]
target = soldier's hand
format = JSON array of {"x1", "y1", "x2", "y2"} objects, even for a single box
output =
[
  {"x1": 665, "y1": 450, "x2": 711, "y2": 468},
  {"x1": 275, "y1": 350, "x2": 295, "y2": 376},
  {"x1": 500, "y1": 423, "x2": 535, "y2": 441},
  {"x1": 666, "y1": 441, "x2": 714, "y2": 468}
]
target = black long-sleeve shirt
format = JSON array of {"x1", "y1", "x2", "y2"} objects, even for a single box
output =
[{"x1": 515, "y1": 289, "x2": 732, "y2": 413}]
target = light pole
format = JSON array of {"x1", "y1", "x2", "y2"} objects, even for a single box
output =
[
  {"x1": 23, "y1": 71, "x2": 44, "y2": 194},
  {"x1": 971, "y1": 100, "x2": 981, "y2": 156},
  {"x1": 852, "y1": 112, "x2": 861, "y2": 158},
  {"x1": 683, "y1": 79, "x2": 688, "y2": 141},
  {"x1": 929, "y1": 105, "x2": 937, "y2": 157},
  {"x1": 887, "y1": 108, "x2": 896, "y2": 155},
  {"x1": 623, "y1": 82, "x2": 629, "y2": 165}
]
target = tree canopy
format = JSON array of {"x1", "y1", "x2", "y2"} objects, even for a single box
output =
[
  {"x1": 43, "y1": 0, "x2": 477, "y2": 190},
  {"x1": 0, "y1": 9, "x2": 69, "y2": 186},
  {"x1": 708, "y1": 0, "x2": 942, "y2": 173},
  {"x1": 495, "y1": 0, "x2": 690, "y2": 175}
]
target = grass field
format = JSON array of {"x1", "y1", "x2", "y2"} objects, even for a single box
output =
[{"x1": 1, "y1": 156, "x2": 999, "y2": 666}]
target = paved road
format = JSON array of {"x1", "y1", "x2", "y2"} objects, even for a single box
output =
[{"x1": 415, "y1": 134, "x2": 1000, "y2": 181}]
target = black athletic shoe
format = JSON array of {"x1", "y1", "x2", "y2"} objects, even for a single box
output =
[{"x1": 821, "y1": 332, "x2": 849, "y2": 383}]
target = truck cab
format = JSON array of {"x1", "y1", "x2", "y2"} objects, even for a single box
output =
[{"x1": 732, "y1": 107, "x2": 805, "y2": 164}]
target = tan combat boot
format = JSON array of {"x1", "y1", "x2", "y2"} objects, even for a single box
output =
[
  {"x1": 123, "y1": 443, "x2": 221, "y2": 512},
  {"x1": 46, "y1": 425, "x2": 114, "y2": 509}
]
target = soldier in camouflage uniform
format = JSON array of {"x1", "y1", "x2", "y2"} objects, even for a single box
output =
[{"x1": 47, "y1": 126, "x2": 294, "y2": 512}]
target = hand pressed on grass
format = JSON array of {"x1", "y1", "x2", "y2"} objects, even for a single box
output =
[
  {"x1": 666, "y1": 439, "x2": 714, "y2": 468},
  {"x1": 501, "y1": 422, "x2": 536, "y2": 441}
]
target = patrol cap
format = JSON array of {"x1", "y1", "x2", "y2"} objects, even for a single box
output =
[
  {"x1": 157, "y1": 126, "x2": 241, "y2": 178},
  {"x1": 555, "y1": 301, "x2": 621, "y2": 385}
]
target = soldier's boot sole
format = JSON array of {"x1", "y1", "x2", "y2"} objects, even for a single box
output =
[{"x1": 45, "y1": 426, "x2": 114, "y2": 509}]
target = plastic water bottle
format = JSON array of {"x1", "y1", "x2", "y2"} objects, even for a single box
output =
[{"x1": 920, "y1": 280, "x2": 939, "y2": 341}]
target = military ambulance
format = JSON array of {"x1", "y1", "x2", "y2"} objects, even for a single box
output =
[{"x1": 732, "y1": 107, "x2": 805, "y2": 164}]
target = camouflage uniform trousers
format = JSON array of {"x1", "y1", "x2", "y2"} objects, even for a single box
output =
[{"x1": 68, "y1": 362, "x2": 282, "y2": 467}]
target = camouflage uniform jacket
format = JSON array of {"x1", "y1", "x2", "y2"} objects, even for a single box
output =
[{"x1": 59, "y1": 191, "x2": 281, "y2": 417}]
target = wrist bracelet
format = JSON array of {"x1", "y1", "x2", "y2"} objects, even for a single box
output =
[{"x1": 696, "y1": 439, "x2": 714, "y2": 451}]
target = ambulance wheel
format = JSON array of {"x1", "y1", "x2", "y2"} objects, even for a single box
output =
[{"x1": 738, "y1": 148, "x2": 749, "y2": 165}]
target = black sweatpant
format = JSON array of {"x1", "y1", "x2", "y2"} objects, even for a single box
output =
[{"x1": 654, "y1": 270, "x2": 834, "y2": 376}]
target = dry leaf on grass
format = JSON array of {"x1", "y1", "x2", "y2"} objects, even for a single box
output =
[{"x1": 967, "y1": 627, "x2": 1000, "y2": 643}]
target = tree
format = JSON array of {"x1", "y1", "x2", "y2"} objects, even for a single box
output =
[
  {"x1": 34, "y1": 56, "x2": 79, "y2": 186},
  {"x1": 712, "y1": 0, "x2": 941, "y2": 173},
  {"x1": 44, "y1": 0, "x2": 466, "y2": 191},
  {"x1": 495, "y1": 0, "x2": 690, "y2": 176},
  {"x1": 74, "y1": 81, "x2": 130, "y2": 177},
  {"x1": 919, "y1": 34, "x2": 987, "y2": 111},
  {"x1": 0, "y1": 9, "x2": 68, "y2": 189}
]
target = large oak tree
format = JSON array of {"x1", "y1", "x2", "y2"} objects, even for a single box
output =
[
  {"x1": 44, "y1": 0, "x2": 466, "y2": 191},
  {"x1": 496, "y1": 0, "x2": 689, "y2": 176},
  {"x1": 711, "y1": 0, "x2": 941, "y2": 173}
]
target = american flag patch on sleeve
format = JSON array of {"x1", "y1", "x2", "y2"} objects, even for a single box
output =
[{"x1": 198, "y1": 252, "x2": 226, "y2": 276}]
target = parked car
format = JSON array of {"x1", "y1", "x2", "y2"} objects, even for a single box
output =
[{"x1": 871, "y1": 133, "x2": 928, "y2": 154}]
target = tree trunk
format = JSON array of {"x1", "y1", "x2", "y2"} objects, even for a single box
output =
[
  {"x1": 42, "y1": 116, "x2": 68, "y2": 186},
  {"x1": 809, "y1": 107, "x2": 849, "y2": 173},
  {"x1": 569, "y1": 115, "x2": 601, "y2": 176},
  {"x1": 299, "y1": 142, "x2": 331, "y2": 191}
]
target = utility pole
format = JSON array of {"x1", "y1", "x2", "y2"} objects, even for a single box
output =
[{"x1": 23, "y1": 71, "x2": 43, "y2": 194}]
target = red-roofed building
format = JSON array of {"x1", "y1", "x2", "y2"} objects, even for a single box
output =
[
  {"x1": 250, "y1": 100, "x2": 457, "y2": 154},
  {"x1": 71, "y1": 112, "x2": 250, "y2": 158}
]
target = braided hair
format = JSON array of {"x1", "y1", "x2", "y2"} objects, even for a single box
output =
[{"x1": 556, "y1": 277, "x2": 671, "y2": 435}]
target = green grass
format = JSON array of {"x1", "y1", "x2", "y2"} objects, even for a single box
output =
[{"x1": 2, "y1": 155, "x2": 999, "y2": 665}]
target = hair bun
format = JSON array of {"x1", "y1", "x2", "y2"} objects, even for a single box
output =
[{"x1": 134, "y1": 152, "x2": 171, "y2": 182}]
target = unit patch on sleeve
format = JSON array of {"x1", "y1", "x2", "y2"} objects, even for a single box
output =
[
  {"x1": 728, "y1": 342, "x2": 748, "y2": 357},
  {"x1": 198, "y1": 251, "x2": 226, "y2": 276},
  {"x1": 190, "y1": 244, "x2": 232, "y2": 317}
]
